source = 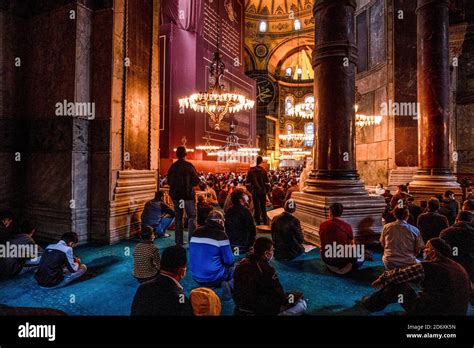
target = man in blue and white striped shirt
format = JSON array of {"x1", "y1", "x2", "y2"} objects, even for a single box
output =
[{"x1": 189, "y1": 210, "x2": 234, "y2": 300}]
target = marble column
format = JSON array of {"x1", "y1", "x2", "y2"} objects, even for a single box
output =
[
  {"x1": 409, "y1": 0, "x2": 461, "y2": 201},
  {"x1": 292, "y1": 0, "x2": 385, "y2": 245}
]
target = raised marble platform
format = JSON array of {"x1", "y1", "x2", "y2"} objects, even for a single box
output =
[{"x1": 292, "y1": 191, "x2": 386, "y2": 246}]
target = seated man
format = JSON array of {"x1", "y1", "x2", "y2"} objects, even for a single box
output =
[
  {"x1": 0, "y1": 211, "x2": 17, "y2": 245},
  {"x1": 233, "y1": 237, "x2": 307, "y2": 316},
  {"x1": 141, "y1": 191, "x2": 175, "y2": 238},
  {"x1": 0, "y1": 221, "x2": 43, "y2": 279},
  {"x1": 381, "y1": 207, "x2": 424, "y2": 270},
  {"x1": 363, "y1": 238, "x2": 471, "y2": 315},
  {"x1": 442, "y1": 190, "x2": 459, "y2": 225},
  {"x1": 285, "y1": 179, "x2": 299, "y2": 202},
  {"x1": 225, "y1": 190, "x2": 256, "y2": 254},
  {"x1": 197, "y1": 195, "x2": 213, "y2": 227},
  {"x1": 271, "y1": 200, "x2": 304, "y2": 261},
  {"x1": 271, "y1": 183, "x2": 286, "y2": 209},
  {"x1": 131, "y1": 245, "x2": 193, "y2": 316},
  {"x1": 319, "y1": 203, "x2": 364, "y2": 274},
  {"x1": 133, "y1": 226, "x2": 161, "y2": 283},
  {"x1": 34, "y1": 232, "x2": 87, "y2": 288},
  {"x1": 462, "y1": 199, "x2": 474, "y2": 214},
  {"x1": 417, "y1": 198, "x2": 449, "y2": 242},
  {"x1": 440, "y1": 211, "x2": 474, "y2": 282},
  {"x1": 189, "y1": 210, "x2": 234, "y2": 300},
  {"x1": 205, "y1": 180, "x2": 218, "y2": 206}
]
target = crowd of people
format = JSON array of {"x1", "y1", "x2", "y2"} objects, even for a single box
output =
[{"x1": 1, "y1": 145, "x2": 474, "y2": 316}]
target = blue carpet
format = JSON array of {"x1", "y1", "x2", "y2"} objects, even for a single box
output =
[{"x1": 1, "y1": 232, "x2": 472, "y2": 316}]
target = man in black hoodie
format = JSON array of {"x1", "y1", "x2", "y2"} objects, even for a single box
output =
[
  {"x1": 233, "y1": 237, "x2": 307, "y2": 316},
  {"x1": 225, "y1": 189, "x2": 256, "y2": 253},
  {"x1": 167, "y1": 146, "x2": 201, "y2": 246},
  {"x1": 271, "y1": 200, "x2": 305, "y2": 260},
  {"x1": 440, "y1": 211, "x2": 474, "y2": 282},
  {"x1": 246, "y1": 156, "x2": 270, "y2": 225}
]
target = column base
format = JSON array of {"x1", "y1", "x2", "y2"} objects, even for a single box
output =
[
  {"x1": 291, "y1": 189, "x2": 386, "y2": 246},
  {"x1": 409, "y1": 173, "x2": 461, "y2": 204}
]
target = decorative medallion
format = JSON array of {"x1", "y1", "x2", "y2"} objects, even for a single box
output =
[{"x1": 254, "y1": 44, "x2": 269, "y2": 58}]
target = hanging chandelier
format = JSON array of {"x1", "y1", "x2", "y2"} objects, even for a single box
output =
[
  {"x1": 196, "y1": 135, "x2": 221, "y2": 153},
  {"x1": 178, "y1": 9, "x2": 254, "y2": 131},
  {"x1": 279, "y1": 133, "x2": 313, "y2": 142},
  {"x1": 206, "y1": 122, "x2": 258, "y2": 164},
  {"x1": 289, "y1": 101, "x2": 315, "y2": 119},
  {"x1": 354, "y1": 88, "x2": 382, "y2": 128}
]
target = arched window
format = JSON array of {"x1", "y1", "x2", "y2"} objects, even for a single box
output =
[
  {"x1": 294, "y1": 19, "x2": 302, "y2": 31},
  {"x1": 304, "y1": 95, "x2": 314, "y2": 104},
  {"x1": 259, "y1": 21, "x2": 267, "y2": 33},
  {"x1": 285, "y1": 67, "x2": 292, "y2": 77},
  {"x1": 285, "y1": 95, "x2": 295, "y2": 115}
]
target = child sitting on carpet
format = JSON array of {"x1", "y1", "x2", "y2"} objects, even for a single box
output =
[
  {"x1": 133, "y1": 226, "x2": 161, "y2": 283},
  {"x1": 34, "y1": 232, "x2": 87, "y2": 289}
]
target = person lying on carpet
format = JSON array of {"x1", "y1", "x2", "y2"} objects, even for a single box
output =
[
  {"x1": 0, "y1": 221, "x2": 43, "y2": 279},
  {"x1": 141, "y1": 191, "x2": 175, "y2": 238},
  {"x1": 233, "y1": 237, "x2": 307, "y2": 316},
  {"x1": 133, "y1": 226, "x2": 161, "y2": 283},
  {"x1": 271, "y1": 200, "x2": 304, "y2": 261},
  {"x1": 189, "y1": 210, "x2": 234, "y2": 301},
  {"x1": 131, "y1": 245, "x2": 193, "y2": 316},
  {"x1": 34, "y1": 232, "x2": 87, "y2": 289},
  {"x1": 362, "y1": 238, "x2": 471, "y2": 315}
]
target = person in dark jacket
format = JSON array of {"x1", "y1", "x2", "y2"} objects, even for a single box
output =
[
  {"x1": 407, "y1": 197, "x2": 423, "y2": 226},
  {"x1": 246, "y1": 156, "x2": 270, "y2": 225},
  {"x1": 197, "y1": 195, "x2": 213, "y2": 226},
  {"x1": 271, "y1": 200, "x2": 304, "y2": 261},
  {"x1": 417, "y1": 198, "x2": 449, "y2": 242},
  {"x1": 389, "y1": 185, "x2": 411, "y2": 210},
  {"x1": 362, "y1": 238, "x2": 471, "y2": 315},
  {"x1": 131, "y1": 245, "x2": 193, "y2": 316},
  {"x1": 0, "y1": 221, "x2": 43, "y2": 278},
  {"x1": 440, "y1": 211, "x2": 474, "y2": 282},
  {"x1": 0, "y1": 211, "x2": 17, "y2": 245},
  {"x1": 225, "y1": 190, "x2": 256, "y2": 253},
  {"x1": 440, "y1": 190, "x2": 459, "y2": 225},
  {"x1": 141, "y1": 191, "x2": 175, "y2": 238},
  {"x1": 34, "y1": 232, "x2": 87, "y2": 288},
  {"x1": 167, "y1": 146, "x2": 201, "y2": 245},
  {"x1": 233, "y1": 237, "x2": 307, "y2": 316}
]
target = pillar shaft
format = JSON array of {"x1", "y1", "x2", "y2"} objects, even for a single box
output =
[
  {"x1": 409, "y1": 0, "x2": 461, "y2": 199},
  {"x1": 292, "y1": 0, "x2": 386, "y2": 246},
  {"x1": 417, "y1": 0, "x2": 450, "y2": 174},
  {"x1": 305, "y1": 0, "x2": 365, "y2": 195}
]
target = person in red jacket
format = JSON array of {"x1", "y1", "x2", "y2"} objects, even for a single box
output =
[{"x1": 319, "y1": 203, "x2": 364, "y2": 275}]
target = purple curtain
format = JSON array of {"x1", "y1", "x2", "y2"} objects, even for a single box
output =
[{"x1": 161, "y1": 0, "x2": 202, "y2": 32}]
